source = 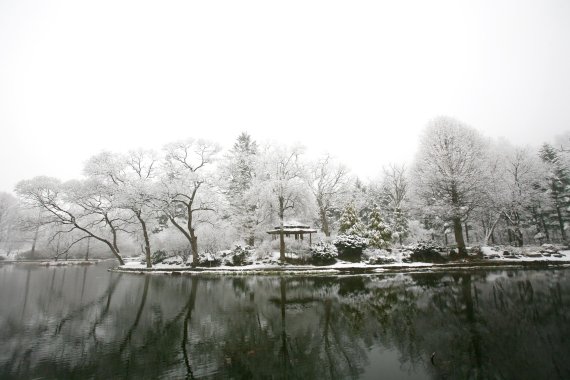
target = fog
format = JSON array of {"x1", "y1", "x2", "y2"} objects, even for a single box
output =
[{"x1": 1, "y1": 0, "x2": 569, "y2": 192}]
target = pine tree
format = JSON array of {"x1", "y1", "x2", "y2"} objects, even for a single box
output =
[
  {"x1": 228, "y1": 132, "x2": 257, "y2": 194},
  {"x1": 539, "y1": 143, "x2": 570, "y2": 241},
  {"x1": 338, "y1": 203, "x2": 365, "y2": 236},
  {"x1": 224, "y1": 132, "x2": 259, "y2": 245},
  {"x1": 390, "y1": 207, "x2": 409, "y2": 245},
  {"x1": 367, "y1": 205, "x2": 392, "y2": 249}
]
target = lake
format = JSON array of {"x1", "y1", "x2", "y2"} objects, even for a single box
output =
[{"x1": 0, "y1": 262, "x2": 569, "y2": 379}]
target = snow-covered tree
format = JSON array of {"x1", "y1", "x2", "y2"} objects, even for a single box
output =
[
  {"x1": 412, "y1": 116, "x2": 489, "y2": 254},
  {"x1": 15, "y1": 177, "x2": 127, "y2": 264},
  {"x1": 379, "y1": 164, "x2": 410, "y2": 245},
  {"x1": 539, "y1": 143, "x2": 570, "y2": 242},
  {"x1": 496, "y1": 145, "x2": 543, "y2": 246},
  {"x1": 254, "y1": 144, "x2": 312, "y2": 261},
  {"x1": 390, "y1": 207, "x2": 408, "y2": 245},
  {"x1": 338, "y1": 203, "x2": 365, "y2": 236},
  {"x1": 367, "y1": 205, "x2": 392, "y2": 248},
  {"x1": 0, "y1": 192, "x2": 19, "y2": 251},
  {"x1": 221, "y1": 132, "x2": 263, "y2": 246},
  {"x1": 306, "y1": 154, "x2": 350, "y2": 237},
  {"x1": 158, "y1": 139, "x2": 221, "y2": 265},
  {"x1": 84, "y1": 149, "x2": 160, "y2": 267}
]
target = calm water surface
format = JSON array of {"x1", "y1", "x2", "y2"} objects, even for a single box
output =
[{"x1": 0, "y1": 262, "x2": 569, "y2": 379}]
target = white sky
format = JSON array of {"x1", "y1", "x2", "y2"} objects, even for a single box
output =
[{"x1": 1, "y1": 0, "x2": 569, "y2": 193}]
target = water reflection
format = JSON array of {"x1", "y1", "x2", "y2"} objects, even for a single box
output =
[{"x1": 0, "y1": 264, "x2": 569, "y2": 379}]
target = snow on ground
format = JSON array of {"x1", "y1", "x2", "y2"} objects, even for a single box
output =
[
  {"x1": 114, "y1": 247, "x2": 570, "y2": 274},
  {"x1": 0, "y1": 259, "x2": 99, "y2": 266},
  {"x1": 480, "y1": 246, "x2": 570, "y2": 262}
]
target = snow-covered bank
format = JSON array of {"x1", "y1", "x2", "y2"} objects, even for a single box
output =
[
  {"x1": 112, "y1": 249, "x2": 570, "y2": 275},
  {"x1": 0, "y1": 259, "x2": 102, "y2": 266}
]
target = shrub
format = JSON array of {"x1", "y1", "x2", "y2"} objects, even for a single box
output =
[
  {"x1": 139, "y1": 249, "x2": 171, "y2": 265},
  {"x1": 540, "y1": 244, "x2": 559, "y2": 254},
  {"x1": 196, "y1": 245, "x2": 255, "y2": 267},
  {"x1": 364, "y1": 248, "x2": 397, "y2": 264},
  {"x1": 229, "y1": 244, "x2": 254, "y2": 266},
  {"x1": 175, "y1": 248, "x2": 191, "y2": 263},
  {"x1": 333, "y1": 234, "x2": 368, "y2": 249},
  {"x1": 467, "y1": 246, "x2": 482, "y2": 256},
  {"x1": 197, "y1": 252, "x2": 222, "y2": 267},
  {"x1": 333, "y1": 234, "x2": 368, "y2": 262},
  {"x1": 151, "y1": 249, "x2": 168, "y2": 265},
  {"x1": 405, "y1": 242, "x2": 446, "y2": 263},
  {"x1": 309, "y1": 241, "x2": 338, "y2": 265}
]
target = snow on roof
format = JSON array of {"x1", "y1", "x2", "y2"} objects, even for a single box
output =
[
  {"x1": 267, "y1": 227, "x2": 318, "y2": 234},
  {"x1": 273, "y1": 221, "x2": 311, "y2": 229},
  {"x1": 267, "y1": 221, "x2": 317, "y2": 234}
]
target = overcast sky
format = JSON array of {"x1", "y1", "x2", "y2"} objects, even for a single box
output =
[{"x1": 1, "y1": 0, "x2": 569, "y2": 193}]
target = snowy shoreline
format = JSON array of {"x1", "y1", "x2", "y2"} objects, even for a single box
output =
[
  {"x1": 111, "y1": 252, "x2": 570, "y2": 276},
  {"x1": 4, "y1": 250, "x2": 569, "y2": 274},
  {"x1": 0, "y1": 259, "x2": 103, "y2": 266}
]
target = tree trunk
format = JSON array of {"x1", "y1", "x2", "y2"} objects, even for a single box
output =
[
  {"x1": 56, "y1": 235, "x2": 61, "y2": 261},
  {"x1": 555, "y1": 205, "x2": 566, "y2": 242},
  {"x1": 514, "y1": 227, "x2": 523, "y2": 247},
  {"x1": 30, "y1": 224, "x2": 40, "y2": 259},
  {"x1": 279, "y1": 197, "x2": 286, "y2": 262},
  {"x1": 319, "y1": 204, "x2": 330, "y2": 237},
  {"x1": 74, "y1": 222, "x2": 124, "y2": 265},
  {"x1": 167, "y1": 214, "x2": 197, "y2": 265},
  {"x1": 104, "y1": 214, "x2": 122, "y2": 257},
  {"x1": 483, "y1": 214, "x2": 501, "y2": 246},
  {"x1": 187, "y1": 204, "x2": 199, "y2": 266},
  {"x1": 464, "y1": 223, "x2": 469, "y2": 244},
  {"x1": 135, "y1": 211, "x2": 153, "y2": 268},
  {"x1": 109, "y1": 245, "x2": 125, "y2": 265},
  {"x1": 279, "y1": 227, "x2": 285, "y2": 262},
  {"x1": 453, "y1": 217, "x2": 467, "y2": 254},
  {"x1": 190, "y1": 234, "x2": 198, "y2": 266},
  {"x1": 451, "y1": 185, "x2": 466, "y2": 254},
  {"x1": 534, "y1": 206, "x2": 550, "y2": 243},
  {"x1": 540, "y1": 212, "x2": 550, "y2": 242},
  {"x1": 85, "y1": 237, "x2": 90, "y2": 261}
]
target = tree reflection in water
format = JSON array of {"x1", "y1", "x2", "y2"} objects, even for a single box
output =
[{"x1": 0, "y1": 263, "x2": 569, "y2": 379}]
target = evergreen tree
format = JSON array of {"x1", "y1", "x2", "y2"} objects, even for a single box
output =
[
  {"x1": 539, "y1": 143, "x2": 570, "y2": 241},
  {"x1": 367, "y1": 205, "x2": 392, "y2": 248},
  {"x1": 338, "y1": 203, "x2": 365, "y2": 236},
  {"x1": 223, "y1": 132, "x2": 259, "y2": 245},
  {"x1": 390, "y1": 207, "x2": 409, "y2": 245},
  {"x1": 228, "y1": 133, "x2": 258, "y2": 193}
]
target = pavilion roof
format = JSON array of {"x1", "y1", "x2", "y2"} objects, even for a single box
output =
[{"x1": 266, "y1": 222, "x2": 317, "y2": 234}]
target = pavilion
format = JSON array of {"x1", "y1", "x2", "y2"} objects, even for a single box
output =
[{"x1": 266, "y1": 222, "x2": 318, "y2": 245}]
